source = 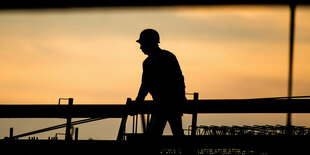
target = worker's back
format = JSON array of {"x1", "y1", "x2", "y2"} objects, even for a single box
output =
[{"x1": 142, "y1": 49, "x2": 186, "y2": 105}]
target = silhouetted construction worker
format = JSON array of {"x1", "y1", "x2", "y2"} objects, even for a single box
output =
[{"x1": 135, "y1": 29, "x2": 187, "y2": 137}]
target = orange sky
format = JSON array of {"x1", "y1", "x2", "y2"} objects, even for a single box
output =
[{"x1": 0, "y1": 6, "x2": 309, "y2": 139}]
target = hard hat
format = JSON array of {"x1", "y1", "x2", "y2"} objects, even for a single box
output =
[{"x1": 136, "y1": 29, "x2": 160, "y2": 44}]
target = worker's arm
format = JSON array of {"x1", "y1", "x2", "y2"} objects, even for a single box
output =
[
  {"x1": 136, "y1": 62, "x2": 149, "y2": 102},
  {"x1": 136, "y1": 82, "x2": 148, "y2": 102}
]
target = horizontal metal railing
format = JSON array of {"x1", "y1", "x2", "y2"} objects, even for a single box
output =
[
  {"x1": 1, "y1": 96, "x2": 310, "y2": 140},
  {"x1": 0, "y1": 98, "x2": 310, "y2": 118}
]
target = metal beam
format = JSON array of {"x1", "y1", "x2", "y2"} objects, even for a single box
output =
[
  {"x1": 1, "y1": 99, "x2": 310, "y2": 118},
  {"x1": 0, "y1": 0, "x2": 310, "y2": 10},
  {"x1": 0, "y1": 104, "x2": 127, "y2": 118},
  {"x1": 12, "y1": 117, "x2": 107, "y2": 139}
]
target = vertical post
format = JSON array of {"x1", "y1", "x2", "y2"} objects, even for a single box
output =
[
  {"x1": 132, "y1": 115, "x2": 135, "y2": 134},
  {"x1": 147, "y1": 114, "x2": 150, "y2": 129},
  {"x1": 65, "y1": 98, "x2": 73, "y2": 141},
  {"x1": 141, "y1": 114, "x2": 147, "y2": 133},
  {"x1": 135, "y1": 114, "x2": 138, "y2": 134},
  {"x1": 191, "y1": 93, "x2": 199, "y2": 136},
  {"x1": 10, "y1": 127, "x2": 13, "y2": 139},
  {"x1": 287, "y1": 3, "x2": 296, "y2": 133},
  {"x1": 117, "y1": 98, "x2": 131, "y2": 141},
  {"x1": 75, "y1": 128, "x2": 79, "y2": 141}
]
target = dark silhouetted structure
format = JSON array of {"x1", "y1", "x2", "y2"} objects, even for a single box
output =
[
  {"x1": 1, "y1": 1, "x2": 310, "y2": 155},
  {"x1": 135, "y1": 29, "x2": 187, "y2": 137}
]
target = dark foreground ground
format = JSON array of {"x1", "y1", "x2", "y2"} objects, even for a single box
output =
[{"x1": 1, "y1": 135, "x2": 310, "y2": 155}]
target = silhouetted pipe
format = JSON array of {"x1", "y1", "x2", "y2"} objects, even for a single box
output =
[
  {"x1": 12, "y1": 117, "x2": 107, "y2": 139},
  {"x1": 75, "y1": 128, "x2": 79, "y2": 140},
  {"x1": 287, "y1": 3, "x2": 296, "y2": 132},
  {"x1": 191, "y1": 93, "x2": 199, "y2": 136},
  {"x1": 10, "y1": 127, "x2": 13, "y2": 139},
  {"x1": 65, "y1": 98, "x2": 73, "y2": 141}
]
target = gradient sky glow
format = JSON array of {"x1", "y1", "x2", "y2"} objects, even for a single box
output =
[{"x1": 0, "y1": 6, "x2": 310, "y2": 140}]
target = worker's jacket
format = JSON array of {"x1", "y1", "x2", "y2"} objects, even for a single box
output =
[{"x1": 141, "y1": 49, "x2": 186, "y2": 114}]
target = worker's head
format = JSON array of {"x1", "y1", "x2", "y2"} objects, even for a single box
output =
[{"x1": 137, "y1": 29, "x2": 160, "y2": 56}]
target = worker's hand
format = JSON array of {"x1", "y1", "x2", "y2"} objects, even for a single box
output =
[
  {"x1": 135, "y1": 100, "x2": 143, "y2": 105},
  {"x1": 135, "y1": 96, "x2": 144, "y2": 104}
]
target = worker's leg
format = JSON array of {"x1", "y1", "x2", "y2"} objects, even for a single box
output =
[
  {"x1": 168, "y1": 115, "x2": 196, "y2": 155},
  {"x1": 147, "y1": 114, "x2": 167, "y2": 136},
  {"x1": 168, "y1": 114, "x2": 184, "y2": 136},
  {"x1": 146, "y1": 114, "x2": 168, "y2": 155}
]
